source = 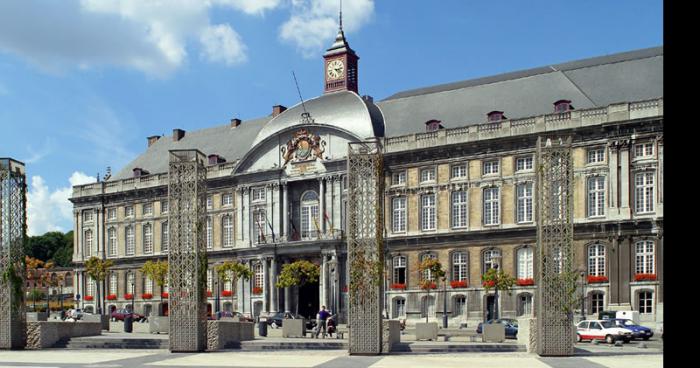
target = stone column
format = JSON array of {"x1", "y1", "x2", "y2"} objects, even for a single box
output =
[
  {"x1": 330, "y1": 254, "x2": 339, "y2": 315},
  {"x1": 320, "y1": 254, "x2": 328, "y2": 308},
  {"x1": 619, "y1": 141, "x2": 631, "y2": 218},
  {"x1": 270, "y1": 257, "x2": 278, "y2": 313},
  {"x1": 238, "y1": 187, "x2": 245, "y2": 241},
  {"x1": 608, "y1": 142, "x2": 619, "y2": 211},
  {"x1": 261, "y1": 257, "x2": 267, "y2": 312},
  {"x1": 319, "y1": 178, "x2": 326, "y2": 234},
  {"x1": 272, "y1": 184, "x2": 280, "y2": 242},
  {"x1": 282, "y1": 183, "x2": 288, "y2": 239}
]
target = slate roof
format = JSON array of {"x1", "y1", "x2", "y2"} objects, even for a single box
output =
[{"x1": 111, "y1": 46, "x2": 662, "y2": 181}]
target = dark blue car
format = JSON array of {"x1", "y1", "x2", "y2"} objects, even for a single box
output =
[
  {"x1": 476, "y1": 318, "x2": 518, "y2": 338},
  {"x1": 610, "y1": 319, "x2": 654, "y2": 340}
]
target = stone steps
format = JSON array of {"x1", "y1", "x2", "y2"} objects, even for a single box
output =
[
  {"x1": 238, "y1": 340, "x2": 347, "y2": 351},
  {"x1": 391, "y1": 342, "x2": 526, "y2": 353},
  {"x1": 53, "y1": 336, "x2": 168, "y2": 349}
]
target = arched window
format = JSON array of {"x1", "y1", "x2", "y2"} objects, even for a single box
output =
[
  {"x1": 452, "y1": 252, "x2": 468, "y2": 282},
  {"x1": 635, "y1": 240, "x2": 655, "y2": 275},
  {"x1": 222, "y1": 215, "x2": 233, "y2": 248},
  {"x1": 393, "y1": 297, "x2": 406, "y2": 318},
  {"x1": 587, "y1": 243, "x2": 606, "y2": 277},
  {"x1": 421, "y1": 253, "x2": 437, "y2": 281},
  {"x1": 453, "y1": 295, "x2": 467, "y2": 317},
  {"x1": 107, "y1": 227, "x2": 117, "y2": 257},
  {"x1": 516, "y1": 247, "x2": 533, "y2": 280},
  {"x1": 300, "y1": 191, "x2": 319, "y2": 239},
  {"x1": 143, "y1": 223, "x2": 153, "y2": 254},
  {"x1": 483, "y1": 249, "x2": 501, "y2": 273},
  {"x1": 393, "y1": 256, "x2": 407, "y2": 285}
]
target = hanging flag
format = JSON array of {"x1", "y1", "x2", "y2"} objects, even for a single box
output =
[
  {"x1": 312, "y1": 215, "x2": 321, "y2": 235},
  {"x1": 323, "y1": 211, "x2": 334, "y2": 235},
  {"x1": 290, "y1": 219, "x2": 300, "y2": 241},
  {"x1": 265, "y1": 213, "x2": 276, "y2": 242}
]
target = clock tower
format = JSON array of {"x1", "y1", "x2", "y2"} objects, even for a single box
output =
[{"x1": 323, "y1": 20, "x2": 359, "y2": 94}]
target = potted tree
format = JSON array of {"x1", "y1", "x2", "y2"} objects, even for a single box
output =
[
  {"x1": 215, "y1": 261, "x2": 253, "y2": 319},
  {"x1": 481, "y1": 267, "x2": 515, "y2": 342},
  {"x1": 416, "y1": 258, "x2": 445, "y2": 341},
  {"x1": 141, "y1": 260, "x2": 169, "y2": 333},
  {"x1": 84, "y1": 256, "x2": 114, "y2": 329},
  {"x1": 275, "y1": 260, "x2": 319, "y2": 337}
]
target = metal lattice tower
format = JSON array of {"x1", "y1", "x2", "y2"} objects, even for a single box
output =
[
  {"x1": 536, "y1": 137, "x2": 575, "y2": 356},
  {"x1": 347, "y1": 141, "x2": 384, "y2": 355},
  {"x1": 167, "y1": 150, "x2": 208, "y2": 352},
  {"x1": 0, "y1": 158, "x2": 27, "y2": 349}
]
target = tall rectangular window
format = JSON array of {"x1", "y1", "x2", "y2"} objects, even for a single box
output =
[
  {"x1": 517, "y1": 247, "x2": 533, "y2": 279},
  {"x1": 125, "y1": 206, "x2": 134, "y2": 217},
  {"x1": 393, "y1": 256, "x2": 406, "y2": 284},
  {"x1": 109, "y1": 274, "x2": 118, "y2": 295},
  {"x1": 254, "y1": 209, "x2": 267, "y2": 243},
  {"x1": 83, "y1": 230, "x2": 93, "y2": 257},
  {"x1": 635, "y1": 172, "x2": 655, "y2": 214},
  {"x1": 206, "y1": 196, "x2": 213, "y2": 210},
  {"x1": 635, "y1": 241, "x2": 655, "y2": 274},
  {"x1": 588, "y1": 244, "x2": 606, "y2": 277},
  {"x1": 143, "y1": 224, "x2": 153, "y2": 254},
  {"x1": 452, "y1": 252, "x2": 468, "y2": 281},
  {"x1": 392, "y1": 197, "x2": 406, "y2": 233},
  {"x1": 222, "y1": 193, "x2": 233, "y2": 207},
  {"x1": 143, "y1": 202, "x2": 153, "y2": 216},
  {"x1": 394, "y1": 298, "x2": 406, "y2": 318},
  {"x1": 206, "y1": 216, "x2": 213, "y2": 249},
  {"x1": 638, "y1": 292, "x2": 653, "y2": 314},
  {"x1": 107, "y1": 227, "x2": 117, "y2": 257},
  {"x1": 126, "y1": 226, "x2": 135, "y2": 255},
  {"x1": 254, "y1": 263, "x2": 263, "y2": 289},
  {"x1": 591, "y1": 293, "x2": 604, "y2": 314},
  {"x1": 587, "y1": 176, "x2": 605, "y2": 217},
  {"x1": 161, "y1": 200, "x2": 169, "y2": 214},
  {"x1": 483, "y1": 187, "x2": 500, "y2": 225},
  {"x1": 451, "y1": 191, "x2": 468, "y2": 228},
  {"x1": 222, "y1": 215, "x2": 233, "y2": 247},
  {"x1": 421, "y1": 194, "x2": 436, "y2": 231},
  {"x1": 144, "y1": 278, "x2": 153, "y2": 294},
  {"x1": 107, "y1": 208, "x2": 117, "y2": 220},
  {"x1": 516, "y1": 183, "x2": 533, "y2": 223},
  {"x1": 83, "y1": 210, "x2": 93, "y2": 223},
  {"x1": 161, "y1": 221, "x2": 169, "y2": 251}
]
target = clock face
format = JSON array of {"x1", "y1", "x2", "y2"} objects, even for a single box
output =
[{"x1": 327, "y1": 59, "x2": 345, "y2": 80}]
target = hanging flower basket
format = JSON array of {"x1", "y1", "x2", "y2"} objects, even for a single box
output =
[
  {"x1": 587, "y1": 275, "x2": 609, "y2": 283},
  {"x1": 420, "y1": 281, "x2": 437, "y2": 290},
  {"x1": 252, "y1": 287, "x2": 263, "y2": 295},
  {"x1": 517, "y1": 278, "x2": 535, "y2": 286},
  {"x1": 124, "y1": 293, "x2": 133, "y2": 300},
  {"x1": 222, "y1": 290, "x2": 233, "y2": 297},
  {"x1": 107, "y1": 294, "x2": 117, "y2": 301},
  {"x1": 482, "y1": 280, "x2": 495, "y2": 288},
  {"x1": 634, "y1": 273, "x2": 657, "y2": 282},
  {"x1": 161, "y1": 292, "x2": 169, "y2": 298},
  {"x1": 142, "y1": 293, "x2": 153, "y2": 300},
  {"x1": 207, "y1": 290, "x2": 212, "y2": 297},
  {"x1": 84, "y1": 295, "x2": 94, "y2": 301},
  {"x1": 450, "y1": 280, "x2": 468, "y2": 288},
  {"x1": 341, "y1": 285, "x2": 348, "y2": 293},
  {"x1": 390, "y1": 283, "x2": 407, "y2": 290}
]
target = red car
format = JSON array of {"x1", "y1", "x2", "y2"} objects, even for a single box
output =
[{"x1": 111, "y1": 308, "x2": 146, "y2": 322}]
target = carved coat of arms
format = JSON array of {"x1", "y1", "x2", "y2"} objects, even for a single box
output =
[{"x1": 281, "y1": 128, "x2": 326, "y2": 167}]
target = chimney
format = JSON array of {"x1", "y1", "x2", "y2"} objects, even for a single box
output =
[
  {"x1": 272, "y1": 105, "x2": 287, "y2": 117},
  {"x1": 487, "y1": 111, "x2": 506, "y2": 122},
  {"x1": 147, "y1": 135, "x2": 160, "y2": 147},
  {"x1": 230, "y1": 118, "x2": 241, "y2": 128},
  {"x1": 173, "y1": 129, "x2": 185, "y2": 141}
]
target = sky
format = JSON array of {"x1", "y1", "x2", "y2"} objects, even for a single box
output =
[{"x1": 0, "y1": 0, "x2": 663, "y2": 236}]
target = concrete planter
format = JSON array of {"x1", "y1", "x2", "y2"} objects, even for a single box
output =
[
  {"x1": 415, "y1": 322, "x2": 438, "y2": 341},
  {"x1": 149, "y1": 316, "x2": 169, "y2": 334},
  {"x1": 282, "y1": 319, "x2": 305, "y2": 338},
  {"x1": 207, "y1": 321, "x2": 255, "y2": 351},
  {"x1": 482, "y1": 323, "x2": 505, "y2": 343},
  {"x1": 382, "y1": 320, "x2": 401, "y2": 352},
  {"x1": 26, "y1": 312, "x2": 48, "y2": 322},
  {"x1": 82, "y1": 314, "x2": 110, "y2": 330},
  {"x1": 26, "y1": 321, "x2": 102, "y2": 349}
]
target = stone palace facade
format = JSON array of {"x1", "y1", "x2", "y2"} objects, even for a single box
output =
[{"x1": 70, "y1": 28, "x2": 663, "y2": 327}]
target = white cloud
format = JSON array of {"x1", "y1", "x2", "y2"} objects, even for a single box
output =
[
  {"x1": 27, "y1": 172, "x2": 95, "y2": 236},
  {"x1": 199, "y1": 24, "x2": 248, "y2": 65},
  {"x1": 280, "y1": 0, "x2": 374, "y2": 58},
  {"x1": 213, "y1": 0, "x2": 282, "y2": 15},
  {"x1": 0, "y1": 0, "x2": 257, "y2": 77}
]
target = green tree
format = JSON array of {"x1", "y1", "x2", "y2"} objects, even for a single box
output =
[
  {"x1": 84, "y1": 257, "x2": 114, "y2": 314},
  {"x1": 215, "y1": 261, "x2": 253, "y2": 315},
  {"x1": 141, "y1": 260, "x2": 168, "y2": 315},
  {"x1": 417, "y1": 258, "x2": 446, "y2": 323},
  {"x1": 481, "y1": 267, "x2": 516, "y2": 320},
  {"x1": 276, "y1": 260, "x2": 320, "y2": 315},
  {"x1": 25, "y1": 256, "x2": 44, "y2": 311},
  {"x1": 24, "y1": 231, "x2": 74, "y2": 267}
]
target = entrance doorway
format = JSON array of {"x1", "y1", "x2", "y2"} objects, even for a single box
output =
[
  {"x1": 485, "y1": 295, "x2": 496, "y2": 321},
  {"x1": 298, "y1": 282, "x2": 319, "y2": 320}
]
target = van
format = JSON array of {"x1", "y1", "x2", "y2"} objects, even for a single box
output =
[{"x1": 616, "y1": 310, "x2": 640, "y2": 324}]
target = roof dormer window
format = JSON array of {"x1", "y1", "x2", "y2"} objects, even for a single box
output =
[
  {"x1": 553, "y1": 100, "x2": 574, "y2": 113},
  {"x1": 487, "y1": 111, "x2": 506, "y2": 123},
  {"x1": 425, "y1": 119, "x2": 444, "y2": 132},
  {"x1": 133, "y1": 168, "x2": 149, "y2": 177},
  {"x1": 208, "y1": 154, "x2": 226, "y2": 165}
]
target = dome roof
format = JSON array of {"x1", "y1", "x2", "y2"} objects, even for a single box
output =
[{"x1": 251, "y1": 90, "x2": 384, "y2": 147}]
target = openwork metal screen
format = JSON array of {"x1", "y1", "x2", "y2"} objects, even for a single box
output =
[
  {"x1": 0, "y1": 158, "x2": 26, "y2": 349},
  {"x1": 168, "y1": 150, "x2": 208, "y2": 352},
  {"x1": 347, "y1": 141, "x2": 384, "y2": 355},
  {"x1": 535, "y1": 137, "x2": 575, "y2": 356}
]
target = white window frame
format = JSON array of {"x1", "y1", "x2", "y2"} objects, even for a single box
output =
[
  {"x1": 634, "y1": 142, "x2": 654, "y2": 159},
  {"x1": 109, "y1": 273, "x2": 118, "y2": 295},
  {"x1": 635, "y1": 240, "x2": 655, "y2": 275},
  {"x1": 83, "y1": 229, "x2": 93, "y2": 257},
  {"x1": 393, "y1": 297, "x2": 406, "y2": 318},
  {"x1": 206, "y1": 196, "x2": 213, "y2": 210},
  {"x1": 516, "y1": 182, "x2": 533, "y2": 223},
  {"x1": 222, "y1": 193, "x2": 233, "y2": 207},
  {"x1": 634, "y1": 171, "x2": 655, "y2": 214},
  {"x1": 421, "y1": 253, "x2": 437, "y2": 281},
  {"x1": 83, "y1": 210, "x2": 94, "y2": 223},
  {"x1": 392, "y1": 197, "x2": 406, "y2": 233},
  {"x1": 587, "y1": 148, "x2": 605, "y2": 164},
  {"x1": 483, "y1": 160, "x2": 499, "y2": 175},
  {"x1": 125, "y1": 226, "x2": 135, "y2": 255},
  {"x1": 420, "y1": 194, "x2": 436, "y2": 231},
  {"x1": 454, "y1": 295, "x2": 467, "y2": 316},
  {"x1": 254, "y1": 263, "x2": 264, "y2": 289},
  {"x1": 420, "y1": 167, "x2": 436, "y2": 183},
  {"x1": 451, "y1": 191, "x2": 468, "y2": 228},
  {"x1": 107, "y1": 227, "x2": 117, "y2": 257},
  {"x1": 587, "y1": 176, "x2": 606, "y2": 217},
  {"x1": 587, "y1": 243, "x2": 606, "y2": 277},
  {"x1": 125, "y1": 206, "x2": 134, "y2": 218},
  {"x1": 300, "y1": 191, "x2": 319, "y2": 239},
  {"x1": 206, "y1": 216, "x2": 213, "y2": 249},
  {"x1": 393, "y1": 256, "x2": 407, "y2": 284},
  {"x1": 161, "y1": 221, "x2": 169, "y2": 251},
  {"x1": 161, "y1": 200, "x2": 169, "y2": 214},
  {"x1": 222, "y1": 215, "x2": 233, "y2": 248},
  {"x1": 451, "y1": 164, "x2": 468, "y2": 179},
  {"x1": 483, "y1": 187, "x2": 500, "y2": 226},
  {"x1": 516, "y1": 247, "x2": 533, "y2": 279},
  {"x1": 483, "y1": 249, "x2": 501, "y2": 273},
  {"x1": 515, "y1": 156, "x2": 533, "y2": 172},
  {"x1": 253, "y1": 208, "x2": 267, "y2": 244},
  {"x1": 638, "y1": 291, "x2": 653, "y2": 314},
  {"x1": 252, "y1": 187, "x2": 266, "y2": 203},
  {"x1": 452, "y1": 252, "x2": 468, "y2": 282},
  {"x1": 143, "y1": 202, "x2": 153, "y2": 216},
  {"x1": 392, "y1": 171, "x2": 406, "y2": 186},
  {"x1": 107, "y1": 208, "x2": 117, "y2": 221},
  {"x1": 143, "y1": 223, "x2": 153, "y2": 254},
  {"x1": 591, "y1": 292, "x2": 605, "y2": 314}
]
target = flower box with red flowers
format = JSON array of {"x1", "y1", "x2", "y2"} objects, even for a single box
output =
[
  {"x1": 634, "y1": 273, "x2": 657, "y2": 282},
  {"x1": 161, "y1": 292, "x2": 169, "y2": 298},
  {"x1": 84, "y1": 295, "x2": 94, "y2": 301},
  {"x1": 482, "y1": 280, "x2": 495, "y2": 288},
  {"x1": 420, "y1": 281, "x2": 437, "y2": 290},
  {"x1": 222, "y1": 290, "x2": 233, "y2": 297},
  {"x1": 107, "y1": 294, "x2": 117, "y2": 301},
  {"x1": 450, "y1": 280, "x2": 468, "y2": 289},
  {"x1": 124, "y1": 293, "x2": 133, "y2": 300},
  {"x1": 390, "y1": 283, "x2": 407, "y2": 290},
  {"x1": 252, "y1": 287, "x2": 263, "y2": 295},
  {"x1": 207, "y1": 290, "x2": 212, "y2": 297},
  {"x1": 587, "y1": 275, "x2": 609, "y2": 283},
  {"x1": 142, "y1": 293, "x2": 153, "y2": 300},
  {"x1": 341, "y1": 285, "x2": 348, "y2": 293},
  {"x1": 517, "y1": 278, "x2": 535, "y2": 286}
]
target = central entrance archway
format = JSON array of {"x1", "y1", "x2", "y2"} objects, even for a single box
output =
[{"x1": 298, "y1": 282, "x2": 319, "y2": 320}]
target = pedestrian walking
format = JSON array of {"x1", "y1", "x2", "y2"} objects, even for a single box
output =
[{"x1": 315, "y1": 305, "x2": 330, "y2": 338}]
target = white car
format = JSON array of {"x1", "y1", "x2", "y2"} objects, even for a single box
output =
[{"x1": 576, "y1": 320, "x2": 633, "y2": 344}]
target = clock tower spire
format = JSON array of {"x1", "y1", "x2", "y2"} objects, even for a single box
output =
[{"x1": 323, "y1": 1, "x2": 359, "y2": 94}]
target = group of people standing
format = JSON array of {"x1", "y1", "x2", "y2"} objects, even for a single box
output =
[{"x1": 314, "y1": 305, "x2": 336, "y2": 338}]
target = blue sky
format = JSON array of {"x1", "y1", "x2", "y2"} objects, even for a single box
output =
[{"x1": 0, "y1": 0, "x2": 662, "y2": 235}]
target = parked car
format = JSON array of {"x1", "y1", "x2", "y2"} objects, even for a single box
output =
[
  {"x1": 209, "y1": 311, "x2": 255, "y2": 322},
  {"x1": 609, "y1": 319, "x2": 654, "y2": 340},
  {"x1": 111, "y1": 308, "x2": 146, "y2": 322},
  {"x1": 576, "y1": 320, "x2": 633, "y2": 344},
  {"x1": 476, "y1": 318, "x2": 518, "y2": 338},
  {"x1": 263, "y1": 311, "x2": 316, "y2": 330}
]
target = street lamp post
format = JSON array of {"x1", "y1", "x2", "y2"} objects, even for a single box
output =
[
  {"x1": 493, "y1": 263, "x2": 500, "y2": 321},
  {"x1": 215, "y1": 271, "x2": 221, "y2": 318},
  {"x1": 580, "y1": 271, "x2": 586, "y2": 322},
  {"x1": 442, "y1": 276, "x2": 448, "y2": 328}
]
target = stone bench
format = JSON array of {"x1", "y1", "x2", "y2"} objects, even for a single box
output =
[
  {"x1": 207, "y1": 320, "x2": 255, "y2": 351},
  {"x1": 26, "y1": 321, "x2": 102, "y2": 349}
]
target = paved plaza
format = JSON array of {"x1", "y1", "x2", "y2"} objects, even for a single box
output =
[{"x1": 0, "y1": 346, "x2": 663, "y2": 368}]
